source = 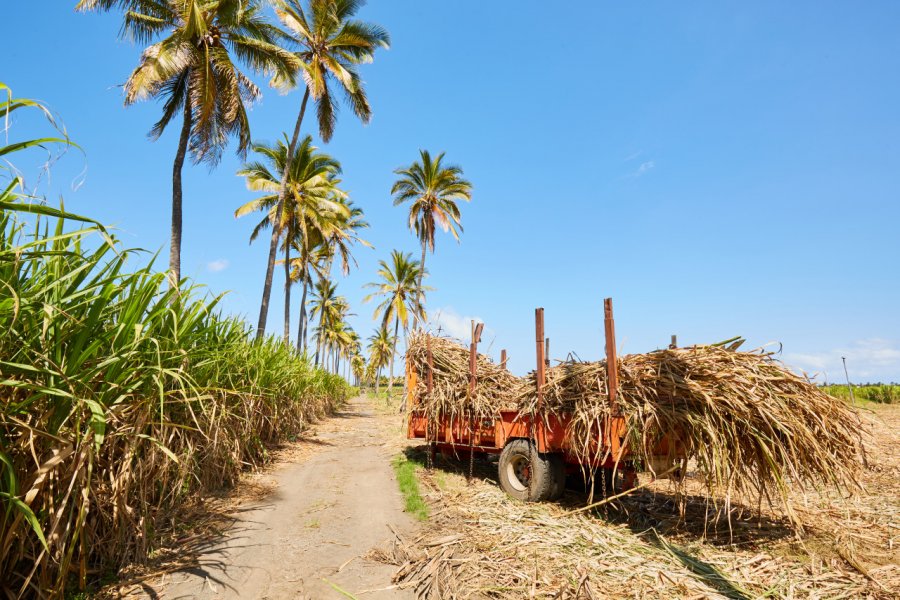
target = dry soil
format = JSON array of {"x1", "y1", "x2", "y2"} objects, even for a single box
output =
[{"x1": 135, "y1": 395, "x2": 414, "y2": 600}]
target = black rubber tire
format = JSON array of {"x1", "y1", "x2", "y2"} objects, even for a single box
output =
[
  {"x1": 547, "y1": 454, "x2": 566, "y2": 500},
  {"x1": 498, "y1": 439, "x2": 554, "y2": 502}
]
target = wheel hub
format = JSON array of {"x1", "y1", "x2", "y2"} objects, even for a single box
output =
[{"x1": 507, "y1": 455, "x2": 532, "y2": 491}]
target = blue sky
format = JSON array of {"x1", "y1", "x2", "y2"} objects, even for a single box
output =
[{"x1": 4, "y1": 1, "x2": 899, "y2": 381}]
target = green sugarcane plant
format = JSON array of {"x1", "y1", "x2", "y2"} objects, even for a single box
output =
[{"x1": 0, "y1": 84, "x2": 350, "y2": 598}]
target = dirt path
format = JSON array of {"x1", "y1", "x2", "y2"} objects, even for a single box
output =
[{"x1": 139, "y1": 396, "x2": 414, "y2": 599}]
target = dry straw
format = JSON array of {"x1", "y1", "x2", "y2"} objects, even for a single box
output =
[{"x1": 406, "y1": 332, "x2": 866, "y2": 519}]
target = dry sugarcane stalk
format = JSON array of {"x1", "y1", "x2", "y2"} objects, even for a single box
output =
[{"x1": 406, "y1": 332, "x2": 867, "y2": 519}]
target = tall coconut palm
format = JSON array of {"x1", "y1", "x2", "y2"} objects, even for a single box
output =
[
  {"x1": 350, "y1": 354, "x2": 365, "y2": 386},
  {"x1": 255, "y1": 0, "x2": 389, "y2": 339},
  {"x1": 363, "y1": 251, "x2": 425, "y2": 395},
  {"x1": 236, "y1": 135, "x2": 346, "y2": 343},
  {"x1": 289, "y1": 236, "x2": 329, "y2": 353},
  {"x1": 367, "y1": 326, "x2": 393, "y2": 395},
  {"x1": 346, "y1": 330, "x2": 362, "y2": 376},
  {"x1": 321, "y1": 198, "x2": 372, "y2": 277},
  {"x1": 392, "y1": 150, "x2": 472, "y2": 323},
  {"x1": 310, "y1": 279, "x2": 344, "y2": 366},
  {"x1": 324, "y1": 301, "x2": 352, "y2": 373},
  {"x1": 326, "y1": 317, "x2": 355, "y2": 375},
  {"x1": 77, "y1": 0, "x2": 299, "y2": 286},
  {"x1": 290, "y1": 196, "x2": 369, "y2": 353}
]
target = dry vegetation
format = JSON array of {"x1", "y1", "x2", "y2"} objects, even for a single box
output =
[
  {"x1": 406, "y1": 333, "x2": 866, "y2": 519},
  {"x1": 374, "y1": 406, "x2": 899, "y2": 599},
  {"x1": 382, "y1": 333, "x2": 897, "y2": 598}
]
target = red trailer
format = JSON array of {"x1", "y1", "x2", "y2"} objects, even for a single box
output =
[{"x1": 406, "y1": 300, "x2": 683, "y2": 502}]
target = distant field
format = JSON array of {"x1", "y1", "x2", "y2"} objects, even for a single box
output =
[{"x1": 821, "y1": 383, "x2": 899, "y2": 404}]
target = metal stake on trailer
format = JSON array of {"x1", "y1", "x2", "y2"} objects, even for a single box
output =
[
  {"x1": 426, "y1": 335, "x2": 435, "y2": 470},
  {"x1": 603, "y1": 298, "x2": 619, "y2": 416},
  {"x1": 467, "y1": 320, "x2": 484, "y2": 482},
  {"x1": 500, "y1": 349, "x2": 507, "y2": 371},
  {"x1": 535, "y1": 308, "x2": 546, "y2": 409},
  {"x1": 603, "y1": 298, "x2": 639, "y2": 490},
  {"x1": 534, "y1": 308, "x2": 546, "y2": 452}
]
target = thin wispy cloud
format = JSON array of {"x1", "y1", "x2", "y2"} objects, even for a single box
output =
[
  {"x1": 207, "y1": 259, "x2": 230, "y2": 273},
  {"x1": 785, "y1": 338, "x2": 900, "y2": 382},
  {"x1": 627, "y1": 160, "x2": 655, "y2": 178}
]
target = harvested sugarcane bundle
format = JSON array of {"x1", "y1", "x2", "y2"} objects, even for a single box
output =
[
  {"x1": 406, "y1": 332, "x2": 866, "y2": 518},
  {"x1": 519, "y1": 343, "x2": 867, "y2": 518},
  {"x1": 406, "y1": 331, "x2": 521, "y2": 425}
]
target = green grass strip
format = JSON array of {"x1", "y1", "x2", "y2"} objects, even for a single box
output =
[{"x1": 391, "y1": 454, "x2": 428, "y2": 521}]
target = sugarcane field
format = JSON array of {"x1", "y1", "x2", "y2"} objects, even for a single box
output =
[{"x1": 3, "y1": 2, "x2": 899, "y2": 599}]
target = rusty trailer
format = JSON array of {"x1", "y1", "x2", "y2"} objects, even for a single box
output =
[{"x1": 406, "y1": 298, "x2": 683, "y2": 502}]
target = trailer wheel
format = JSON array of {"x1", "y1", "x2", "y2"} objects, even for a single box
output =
[
  {"x1": 548, "y1": 454, "x2": 566, "y2": 500},
  {"x1": 498, "y1": 439, "x2": 554, "y2": 502}
]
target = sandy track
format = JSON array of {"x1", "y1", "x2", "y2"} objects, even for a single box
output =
[{"x1": 139, "y1": 396, "x2": 414, "y2": 599}]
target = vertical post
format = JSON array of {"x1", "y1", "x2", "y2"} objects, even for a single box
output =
[
  {"x1": 426, "y1": 335, "x2": 435, "y2": 469},
  {"x1": 500, "y1": 349, "x2": 508, "y2": 370},
  {"x1": 468, "y1": 321, "x2": 484, "y2": 482},
  {"x1": 426, "y1": 336, "x2": 434, "y2": 395},
  {"x1": 534, "y1": 308, "x2": 546, "y2": 455},
  {"x1": 468, "y1": 321, "x2": 478, "y2": 396},
  {"x1": 545, "y1": 338, "x2": 551, "y2": 367},
  {"x1": 535, "y1": 308, "x2": 546, "y2": 411},
  {"x1": 669, "y1": 335, "x2": 677, "y2": 349},
  {"x1": 842, "y1": 356, "x2": 855, "y2": 406},
  {"x1": 603, "y1": 298, "x2": 619, "y2": 415}
]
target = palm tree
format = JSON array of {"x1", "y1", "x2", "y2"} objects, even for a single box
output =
[
  {"x1": 321, "y1": 199, "x2": 372, "y2": 276},
  {"x1": 236, "y1": 135, "x2": 346, "y2": 344},
  {"x1": 327, "y1": 318, "x2": 356, "y2": 375},
  {"x1": 367, "y1": 326, "x2": 393, "y2": 395},
  {"x1": 350, "y1": 354, "x2": 365, "y2": 386},
  {"x1": 310, "y1": 279, "x2": 345, "y2": 367},
  {"x1": 289, "y1": 237, "x2": 329, "y2": 353},
  {"x1": 392, "y1": 150, "x2": 472, "y2": 323},
  {"x1": 346, "y1": 330, "x2": 362, "y2": 378},
  {"x1": 255, "y1": 0, "x2": 389, "y2": 339},
  {"x1": 363, "y1": 251, "x2": 425, "y2": 395},
  {"x1": 78, "y1": 0, "x2": 299, "y2": 286},
  {"x1": 287, "y1": 195, "x2": 369, "y2": 353}
]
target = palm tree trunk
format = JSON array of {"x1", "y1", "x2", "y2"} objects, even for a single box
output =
[
  {"x1": 255, "y1": 88, "x2": 310, "y2": 339},
  {"x1": 283, "y1": 231, "x2": 291, "y2": 343},
  {"x1": 416, "y1": 238, "x2": 427, "y2": 327},
  {"x1": 169, "y1": 98, "x2": 192, "y2": 289},
  {"x1": 296, "y1": 268, "x2": 308, "y2": 354},
  {"x1": 316, "y1": 254, "x2": 336, "y2": 366},
  {"x1": 315, "y1": 329, "x2": 322, "y2": 366},
  {"x1": 315, "y1": 307, "x2": 327, "y2": 367},
  {"x1": 388, "y1": 316, "x2": 400, "y2": 396},
  {"x1": 375, "y1": 366, "x2": 380, "y2": 395}
]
